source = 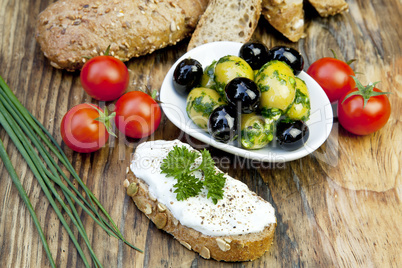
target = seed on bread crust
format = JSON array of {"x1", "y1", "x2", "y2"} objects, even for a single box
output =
[
  {"x1": 157, "y1": 203, "x2": 167, "y2": 212},
  {"x1": 179, "y1": 241, "x2": 192, "y2": 250},
  {"x1": 200, "y1": 246, "x2": 211, "y2": 259},
  {"x1": 154, "y1": 213, "x2": 168, "y2": 229},
  {"x1": 137, "y1": 198, "x2": 153, "y2": 215},
  {"x1": 127, "y1": 183, "x2": 139, "y2": 196},
  {"x1": 216, "y1": 238, "x2": 231, "y2": 252}
]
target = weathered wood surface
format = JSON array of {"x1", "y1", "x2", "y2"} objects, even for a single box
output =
[{"x1": 0, "y1": 0, "x2": 401, "y2": 267}]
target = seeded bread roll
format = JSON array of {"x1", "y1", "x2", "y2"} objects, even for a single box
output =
[
  {"x1": 123, "y1": 140, "x2": 276, "y2": 262},
  {"x1": 261, "y1": 0, "x2": 305, "y2": 42},
  {"x1": 35, "y1": 0, "x2": 209, "y2": 71},
  {"x1": 187, "y1": 0, "x2": 262, "y2": 51},
  {"x1": 124, "y1": 171, "x2": 276, "y2": 262},
  {"x1": 307, "y1": 0, "x2": 349, "y2": 17}
]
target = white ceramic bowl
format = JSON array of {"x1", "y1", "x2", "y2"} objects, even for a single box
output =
[{"x1": 160, "y1": 41, "x2": 333, "y2": 162}]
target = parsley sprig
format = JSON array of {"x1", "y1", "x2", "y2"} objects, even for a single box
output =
[{"x1": 160, "y1": 146, "x2": 226, "y2": 204}]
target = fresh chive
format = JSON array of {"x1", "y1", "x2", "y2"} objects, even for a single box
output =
[
  {"x1": 0, "y1": 138, "x2": 56, "y2": 268},
  {"x1": 0, "y1": 100, "x2": 93, "y2": 267},
  {"x1": 0, "y1": 77, "x2": 123, "y2": 239},
  {"x1": 0, "y1": 75, "x2": 142, "y2": 267},
  {"x1": 0, "y1": 79, "x2": 141, "y2": 252}
]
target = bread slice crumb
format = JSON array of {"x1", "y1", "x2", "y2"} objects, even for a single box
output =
[{"x1": 187, "y1": 0, "x2": 262, "y2": 51}]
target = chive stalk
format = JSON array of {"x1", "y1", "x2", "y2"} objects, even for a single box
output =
[
  {"x1": 0, "y1": 75, "x2": 141, "y2": 267},
  {"x1": 0, "y1": 139, "x2": 56, "y2": 268}
]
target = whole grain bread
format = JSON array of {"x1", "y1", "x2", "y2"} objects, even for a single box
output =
[
  {"x1": 261, "y1": 0, "x2": 305, "y2": 42},
  {"x1": 307, "y1": 0, "x2": 349, "y2": 17},
  {"x1": 124, "y1": 170, "x2": 276, "y2": 261},
  {"x1": 187, "y1": 0, "x2": 262, "y2": 51},
  {"x1": 35, "y1": 0, "x2": 209, "y2": 71}
]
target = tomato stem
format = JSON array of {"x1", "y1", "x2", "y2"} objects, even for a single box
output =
[
  {"x1": 342, "y1": 76, "x2": 391, "y2": 108},
  {"x1": 89, "y1": 104, "x2": 117, "y2": 137},
  {"x1": 330, "y1": 49, "x2": 356, "y2": 66},
  {"x1": 104, "y1": 45, "x2": 111, "y2": 56}
]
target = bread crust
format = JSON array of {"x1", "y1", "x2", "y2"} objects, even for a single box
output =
[
  {"x1": 307, "y1": 0, "x2": 349, "y2": 17},
  {"x1": 124, "y1": 170, "x2": 276, "y2": 262},
  {"x1": 262, "y1": 0, "x2": 305, "y2": 42},
  {"x1": 187, "y1": 0, "x2": 262, "y2": 51},
  {"x1": 35, "y1": 0, "x2": 209, "y2": 71}
]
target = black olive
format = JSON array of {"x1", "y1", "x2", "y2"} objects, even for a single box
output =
[
  {"x1": 225, "y1": 77, "x2": 260, "y2": 114},
  {"x1": 267, "y1": 46, "x2": 304, "y2": 75},
  {"x1": 276, "y1": 120, "x2": 309, "y2": 151},
  {"x1": 239, "y1": 42, "x2": 270, "y2": 70},
  {"x1": 173, "y1": 58, "x2": 203, "y2": 95},
  {"x1": 208, "y1": 105, "x2": 238, "y2": 143}
]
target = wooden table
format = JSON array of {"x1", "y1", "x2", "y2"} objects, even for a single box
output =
[{"x1": 1, "y1": 0, "x2": 401, "y2": 267}]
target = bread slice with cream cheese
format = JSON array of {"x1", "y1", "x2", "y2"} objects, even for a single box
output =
[{"x1": 123, "y1": 140, "x2": 276, "y2": 261}]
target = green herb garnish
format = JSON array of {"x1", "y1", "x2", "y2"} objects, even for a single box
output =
[{"x1": 160, "y1": 146, "x2": 226, "y2": 204}]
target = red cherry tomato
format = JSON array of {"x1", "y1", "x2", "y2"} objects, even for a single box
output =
[
  {"x1": 61, "y1": 104, "x2": 110, "y2": 153},
  {"x1": 80, "y1": 56, "x2": 129, "y2": 101},
  {"x1": 114, "y1": 91, "x2": 162, "y2": 138},
  {"x1": 307, "y1": 57, "x2": 355, "y2": 103},
  {"x1": 337, "y1": 80, "x2": 391, "y2": 135}
]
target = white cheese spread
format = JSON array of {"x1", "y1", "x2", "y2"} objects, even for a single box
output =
[{"x1": 130, "y1": 140, "x2": 276, "y2": 236}]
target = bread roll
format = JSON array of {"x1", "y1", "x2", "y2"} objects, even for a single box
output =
[{"x1": 35, "y1": 0, "x2": 209, "y2": 71}]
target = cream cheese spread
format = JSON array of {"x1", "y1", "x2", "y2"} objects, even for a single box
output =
[{"x1": 130, "y1": 140, "x2": 276, "y2": 236}]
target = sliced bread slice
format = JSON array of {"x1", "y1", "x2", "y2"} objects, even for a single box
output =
[
  {"x1": 261, "y1": 0, "x2": 305, "y2": 42},
  {"x1": 124, "y1": 140, "x2": 276, "y2": 261},
  {"x1": 187, "y1": 0, "x2": 262, "y2": 51}
]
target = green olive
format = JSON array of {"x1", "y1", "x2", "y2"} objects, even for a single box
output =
[
  {"x1": 286, "y1": 77, "x2": 310, "y2": 121},
  {"x1": 200, "y1": 60, "x2": 217, "y2": 89},
  {"x1": 186, "y1": 87, "x2": 226, "y2": 129},
  {"x1": 240, "y1": 113, "x2": 274, "y2": 149},
  {"x1": 214, "y1": 55, "x2": 254, "y2": 96},
  {"x1": 255, "y1": 60, "x2": 296, "y2": 113}
]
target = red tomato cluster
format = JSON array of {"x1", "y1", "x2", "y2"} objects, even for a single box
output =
[
  {"x1": 61, "y1": 54, "x2": 162, "y2": 153},
  {"x1": 307, "y1": 55, "x2": 391, "y2": 135}
]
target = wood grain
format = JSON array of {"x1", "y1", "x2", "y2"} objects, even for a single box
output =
[{"x1": 0, "y1": 0, "x2": 401, "y2": 267}]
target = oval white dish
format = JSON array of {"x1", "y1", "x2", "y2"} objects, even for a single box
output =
[{"x1": 160, "y1": 41, "x2": 333, "y2": 162}]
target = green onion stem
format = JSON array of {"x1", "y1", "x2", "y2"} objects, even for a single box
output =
[{"x1": 0, "y1": 138, "x2": 56, "y2": 268}]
